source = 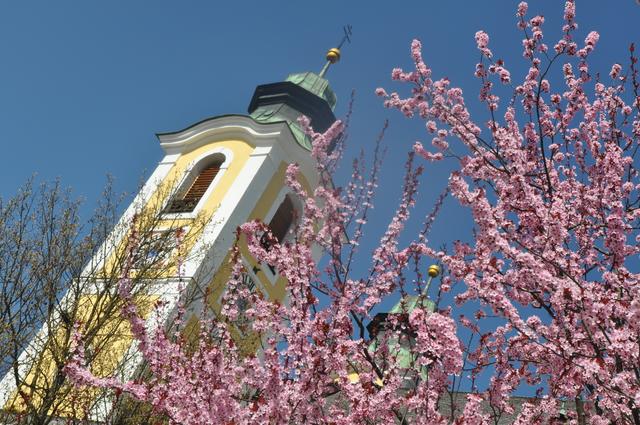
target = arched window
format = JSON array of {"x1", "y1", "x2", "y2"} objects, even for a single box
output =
[
  {"x1": 260, "y1": 195, "x2": 297, "y2": 276},
  {"x1": 268, "y1": 195, "x2": 294, "y2": 244},
  {"x1": 164, "y1": 157, "x2": 224, "y2": 214}
]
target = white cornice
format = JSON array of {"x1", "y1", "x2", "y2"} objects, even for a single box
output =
[
  {"x1": 157, "y1": 114, "x2": 317, "y2": 185},
  {"x1": 158, "y1": 115, "x2": 286, "y2": 153}
]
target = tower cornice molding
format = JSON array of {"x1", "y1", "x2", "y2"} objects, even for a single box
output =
[
  {"x1": 156, "y1": 114, "x2": 317, "y2": 182},
  {"x1": 158, "y1": 114, "x2": 288, "y2": 153}
]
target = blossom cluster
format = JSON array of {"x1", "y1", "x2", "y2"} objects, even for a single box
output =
[{"x1": 378, "y1": 0, "x2": 640, "y2": 422}]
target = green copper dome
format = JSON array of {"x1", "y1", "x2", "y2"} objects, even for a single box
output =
[
  {"x1": 285, "y1": 72, "x2": 337, "y2": 110},
  {"x1": 248, "y1": 71, "x2": 337, "y2": 151}
]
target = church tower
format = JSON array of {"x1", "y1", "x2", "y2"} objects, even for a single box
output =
[{"x1": 0, "y1": 45, "x2": 345, "y2": 422}]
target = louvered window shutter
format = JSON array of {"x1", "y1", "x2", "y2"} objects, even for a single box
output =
[
  {"x1": 183, "y1": 164, "x2": 219, "y2": 202},
  {"x1": 165, "y1": 163, "x2": 220, "y2": 213}
]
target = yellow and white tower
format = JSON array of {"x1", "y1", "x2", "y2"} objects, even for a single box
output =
[{"x1": 0, "y1": 48, "x2": 343, "y2": 422}]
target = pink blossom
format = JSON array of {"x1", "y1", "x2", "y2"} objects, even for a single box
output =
[
  {"x1": 375, "y1": 87, "x2": 387, "y2": 97},
  {"x1": 610, "y1": 63, "x2": 622, "y2": 79},
  {"x1": 517, "y1": 2, "x2": 528, "y2": 17},
  {"x1": 585, "y1": 30, "x2": 600, "y2": 46},
  {"x1": 414, "y1": 141, "x2": 443, "y2": 161},
  {"x1": 475, "y1": 30, "x2": 493, "y2": 58}
]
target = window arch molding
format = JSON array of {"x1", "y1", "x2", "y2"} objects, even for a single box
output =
[{"x1": 164, "y1": 147, "x2": 234, "y2": 217}]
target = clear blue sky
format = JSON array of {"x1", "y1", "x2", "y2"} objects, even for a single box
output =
[
  {"x1": 1, "y1": 1, "x2": 638, "y2": 243},
  {"x1": 1, "y1": 0, "x2": 639, "y2": 392}
]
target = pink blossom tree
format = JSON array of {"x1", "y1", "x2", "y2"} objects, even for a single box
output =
[{"x1": 67, "y1": 1, "x2": 640, "y2": 423}]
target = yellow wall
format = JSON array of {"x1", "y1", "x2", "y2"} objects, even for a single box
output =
[{"x1": 5, "y1": 294, "x2": 157, "y2": 417}]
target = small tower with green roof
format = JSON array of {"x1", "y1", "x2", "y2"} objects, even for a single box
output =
[{"x1": 366, "y1": 265, "x2": 440, "y2": 386}]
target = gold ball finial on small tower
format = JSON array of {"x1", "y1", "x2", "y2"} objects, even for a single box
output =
[
  {"x1": 326, "y1": 47, "x2": 341, "y2": 64},
  {"x1": 427, "y1": 264, "x2": 440, "y2": 278},
  {"x1": 421, "y1": 264, "x2": 440, "y2": 298}
]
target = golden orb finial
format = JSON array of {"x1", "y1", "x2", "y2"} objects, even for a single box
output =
[
  {"x1": 326, "y1": 47, "x2": 341, "y2": 64},
  {"x1": 318, "y1": 26, "x2": 351, "y2": 78},
  {"x1": 427, "y1": 264, "x2": 440, "y2": 278}
]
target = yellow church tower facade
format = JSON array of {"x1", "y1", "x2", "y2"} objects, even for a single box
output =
[{"x1": 0, "y1": 49, "x2": 342, "y2": 422}]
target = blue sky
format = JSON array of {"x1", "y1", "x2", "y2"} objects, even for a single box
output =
[
  {"x1": 3, "y1": 1, "x2": 638, "y2": 205},
  {"x1": 1, "y1": 1, "x2": 638, "y2": 232},
  {"x1": 2, "y1": 0, "x2": 635, "y2": 283},
  {"x1": 1, "y1": 0, "x2": 639, "y2": 393}
]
